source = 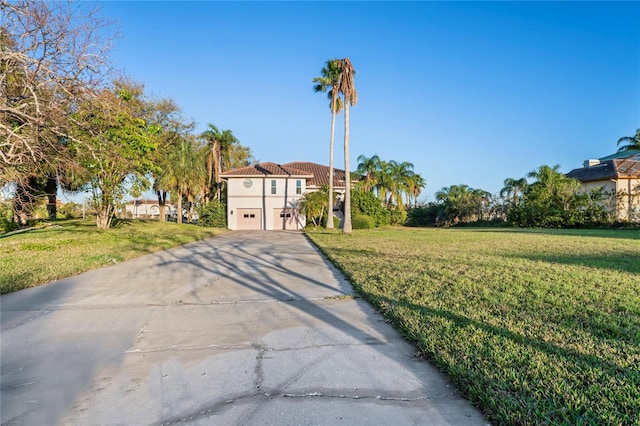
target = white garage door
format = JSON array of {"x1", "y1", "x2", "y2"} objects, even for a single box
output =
[
  {"x1": 237, "y1": 208, "x2": 261, "y2": 230},
  {"x1": 273, "y1": 208, "x2": 300, "y2": 230}
]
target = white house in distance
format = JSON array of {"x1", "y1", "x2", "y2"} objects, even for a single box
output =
[
  {"x1": 566, "y1": 151, "x2": 640, "y2": 222},
  {"x1": 122, "y1": 199, "x2": 177, "y2": 220},
  {"x1": 221, "y1": 162, "x2": 347, "y2": 230}
]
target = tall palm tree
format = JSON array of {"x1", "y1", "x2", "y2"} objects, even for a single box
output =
[
  {"x1": 405, "y1": 173, "x2": 426, "y2": 208},
  {"x1": 201, "y1": 124, "x2": 238, "y2": 201},
  {"x1": 313, "y1": 59, "x2": 343, "y2": 229},
  {"x1": 617, "y1": 128, "x2": 640, "y2": 152},
  {"x1": 338, "y1": 57, "x2": 357, "y2": 233}
]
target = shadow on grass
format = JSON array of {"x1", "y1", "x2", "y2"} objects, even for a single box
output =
[
  {"x1": 469, "y1": 227, "x2": 640, "y2": 240},
  {"x1": 365, "y1": 294, "x2": 640, "y2": 424},
  {"x1": 506, "y1": 250, "x2": 640, "y2": 274}
]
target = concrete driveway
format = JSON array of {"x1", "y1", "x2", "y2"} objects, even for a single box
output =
[{"x1": 1, "y1": 231, "x2": 488, "y2": 425}]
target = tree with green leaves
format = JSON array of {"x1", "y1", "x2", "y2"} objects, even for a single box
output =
[
  {"x1": 313, "y1": 59, "x2": 343, "y2": 229},
  {"x1": 158, "y1": 135, "x2": 204, "y2": 224},
  {"x1": 435, "y1": 184, "x2": 491, "y2": 225},
  {"x1": 500, "y1": 177, "x2": 529, "y2": 206},
  {"x1": 145, "y1": 98, "x2": 196, "y2": 221},
  {"x1": 1, "y1": 1, "x2": 113, "y2": 224},
  {"x1": 355, "y1": 154, "x2": 382, "y2": 193},
  {"x1": 338, "y1": 58, "x2": 357, "y2": 233},
  {"x1": 70, "y1": 81, "x2": 159, "y2": 229},
  {"x1": 201, "y1": 124, "x2": 239, "y2": 201},
  {"x1": 298, "y1": 186, "x2": 330, "y2": 228},
  {"x1": 617, "y1": 128, "x2": 640, "y2": 153},
  {"x1": 405, "y1": 173, "x2": 426, "y2": 208},
  {"x1": 508, "y1": 165, "x2": 585, "y2": 227},
  {"x1": 386, "y1": 160, "x2": 415, "y2": 211}
]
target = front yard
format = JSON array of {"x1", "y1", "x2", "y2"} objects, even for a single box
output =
[{"x1": 307, "y1": 227, "x2": 640, "y2": 425}]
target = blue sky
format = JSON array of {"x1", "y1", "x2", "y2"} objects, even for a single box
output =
[{"x1": 92, "y1": 1, "x2": 639, "y2": 202}]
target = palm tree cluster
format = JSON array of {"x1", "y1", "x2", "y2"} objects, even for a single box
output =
[
  {"x1": 435, "y1": 184, "x2": 492, "y2": 225},
  {"x1": 153, "y1": 122, "x2": 255, "y2": 225},
  {"x1": 312, "y1": 57, "x2": 357, "y2": 232},
  {"x1": 355, "y1": 154, "x2": 426, "y2": 210}
]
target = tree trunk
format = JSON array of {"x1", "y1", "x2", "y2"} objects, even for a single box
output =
[
  {"x1": 205, "y1": 147, "x2": 214, "y2": 204},
  {"x1": 214, "y1": 141, "x2": 222, "y2": 200},
  {"x1": 45, "y1": 174, "x2": 58, "y2": 220},
  {"x1": 343, "y1": 102, "x2": 352, "y2": 233},
  {"x1": 176, "y1": 192, "x2": 183, "y2": 224},
  {"x1": 13, "y1": 176, "x2": 39, "y2": 225},
  {"x1": 157, "y1": 190, "x2": 167, "y2": 222},
  {"x1": 187, "y1": 193, "x2": 195, "y2": 223},
  {"x1": 96, "y1": 203, "x2": 113, "y2": 229},
  {"x1": 326, "y1": 96, "x2": 337, "y2": 229}
]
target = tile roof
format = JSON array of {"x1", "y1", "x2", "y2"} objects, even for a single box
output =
[
  {"x1": 283, "y1": 162, "x2": 347, "y2": 187},
  {"x1": 221, "y1": 161, "x2": 350, "y2": 188},
  {"x1": 566, "y1": 158, "x2": 640, "y2": 182},
  {"x1": 221, "y1": 162, "x2": 312, "y2": 177}
]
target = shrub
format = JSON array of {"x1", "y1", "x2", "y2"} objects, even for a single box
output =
[
  {"x1": 352, "y1": 214, "x2": 374, "y2": 229},
  {"x1": 351, "y1": 190, "x2": 390, "y2": 226},
  {"x1": 389, "y1": 208, "x2": 407, "y2": 225},
  {"x1": 196, "y1": 200, "x2": 227, "y2": 228},
  {"x1": 406, "y1": 204, "x2": 440, "y2": 227}
]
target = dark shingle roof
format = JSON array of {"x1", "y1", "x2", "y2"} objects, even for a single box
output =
[
  {"x1": 566, "y1": 158, "x2": 640, "y2": 182},
  {"x1": 221, "y1": 162, "x2": 312, "y2": 177},
  {"x1": 282, "y1": 162, "x2": 346, "y2": 188}
]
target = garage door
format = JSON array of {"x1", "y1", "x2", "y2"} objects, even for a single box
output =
[
  {"x1": 237, "y1": 208, "x2": 262, "y2": 230},
  {"x1": 273, "y1": 208, "x2": 300, "y2": 230}
]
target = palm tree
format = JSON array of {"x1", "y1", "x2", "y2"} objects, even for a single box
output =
[
  {"x1": 405, "y1": 173, "x2": 426, "y2": 208},
  {"x1": 386, "y1": 160, "x2": 415, "y2": 211},
  {"x1": 201, "y1": 124, "x2": 238, "y2": 201},
  {"x1": 500, "y1": 177, "x2": 528, "y2": 205},
  {"x1": 338, "y1": 58, "x2": 357, "y2": 233},
  {"x1": 158, "y1": 137, "x2": 203, "y2": 224},
  {"x1": 355, "y1": 154, "x2": 382, "y2": 193},
  {"x1": 313, "y1": 59, "x2": 343, "y2": 229},
  {"x1": 617, "y1": 128, "x2": 640, "y2": 152}
]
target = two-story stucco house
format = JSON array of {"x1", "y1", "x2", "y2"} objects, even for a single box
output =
[
  {"x1": 566, "y1": 152, "x2": 640, "y2": 222},
  {"x1": 221, "y1": 162, "x2": 347, "y2": 230}
]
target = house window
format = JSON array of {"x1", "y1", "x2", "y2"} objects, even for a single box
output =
[
  {"x1": 271, "y1": 180, "x2": 276, "y2": 194},
  {"x1": 296, "y1": 180, "x2": 302, "y2": 194}
]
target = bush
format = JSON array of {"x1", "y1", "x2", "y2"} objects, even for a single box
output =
[
  {"x1": 196, "y1": 200, "x2": 227, "y2": 228},
  {"x1": 352, "y1": 214, "x2": 374, "y2": 229},
  {"x1": 406, "y1": 204, "x2": 440, "y2": 227},
  {"x1": 0, "y1": 202, "x2": 18, "y2": 233},
  {"x1": 389, "y1": 208, "x2": 407, "y2": 225},
  {"x1": 351, "y1": 190, "x2": 390, "y2": 226}
]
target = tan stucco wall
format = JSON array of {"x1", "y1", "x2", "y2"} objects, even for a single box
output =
[
  {"x1": 226, "y1": 177, "x2": 307, "y2": 230},
  {"x1": 578, "y1": 179, "x2": 640, "y2": 222},
  {"x1": 615, "y1": 178, "x2": 640, "y2": 222}
]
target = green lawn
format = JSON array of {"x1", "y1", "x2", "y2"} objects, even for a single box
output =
[
  {"x1": 307, "y1": 227, "x2": 640, "y2": 425},
  {"x1": 0, "y1": 218, "x2": 226, "y2": 294}
]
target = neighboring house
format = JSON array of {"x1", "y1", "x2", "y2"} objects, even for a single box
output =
[
  {"x1": 566, "y1": 153, "x2": 640, "y2": 222},
  {"x1": 221, "y1": 161, "x2": 347, "y2": 231},
  {"x1": 123, "y1": 199, "x2": 177, "y2": 220}
]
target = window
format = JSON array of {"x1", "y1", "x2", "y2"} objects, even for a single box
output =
[
  {"x1": 296, "y1": 179, "x2": 302, "y2": 194},
  {"x1": 271, "y1": 180, "x2": 276, "y2": 194}
]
